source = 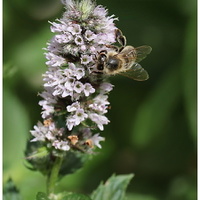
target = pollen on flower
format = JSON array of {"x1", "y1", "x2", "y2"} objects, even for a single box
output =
[
  {"x1": 85, "y1": 139, "x2": 93, "y2": 148},
  {"x1": 43, "y1": 118, "x2": 53, "y2": 127},
  {"x1": 84, "y1": 133, "x2": 105, "y2": 149},
  {"x1": 68, "y1": 135, "x2": 79, "y2": 145}
]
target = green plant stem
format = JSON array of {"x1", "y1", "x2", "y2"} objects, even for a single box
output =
[{"x1": 47, "y1": 156, "x2": 63, "y2": 195}]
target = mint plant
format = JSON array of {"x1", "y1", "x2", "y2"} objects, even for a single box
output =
[{"x1": 5, "y1": 0, "x2": 151, "y2": 199}]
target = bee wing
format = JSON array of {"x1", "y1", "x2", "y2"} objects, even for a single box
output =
[
  {"x1": 120, "y1": 63, "x2": 149, "y2": 81},
  {"x1": 119, "y1": 45, "x2": 152, "y2": 62},
  {"x1": 135, "y1": 45, "x2": 152, "y2": 63}
]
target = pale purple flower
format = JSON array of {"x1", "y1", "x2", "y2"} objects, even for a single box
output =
[
  {"x1": 53, "y1": 86, "x2": 64, "y2": 96},
  {"x1": 39, "y1": 100, "x2": 55, "y2": 118},
  {"x1": 89, "y1": 113, "x2": 110, "y2": 131},
  {"x1": 45, "y1": 131, "x2": 56, "y2": 141},
  {"x1": 80, "y1": 55, "x2": 93, "y2": 65},
  {"x1": 93, "y1": 5, "x2": 107, "y2": 18},
  {"x1": 74, "y1": 35, "x2": 84, "y2": 45},
  {"x1": 80, "y1": 45, "x2": 87, "y2": 51},
  {"x1": 43, "y1": 68, "x2": 65, "y2": 88},
  {"x1": 30, "y1": 121, "x2": 65, "y2": 145},
  {"x1": 94, "y1": 33, "x2": 114, "y2": 44},
  {"x1": 30, "y1": 122, "x2": 47, "y2": 142},
  {"x1": 63, "y1": 67, "x2": 72, "y2": 77},
  {"x1": 64, "y1": 77, "x2": 75, "y2": 91},
  {"x1": 54, "y1": 33, "x2": 73, "y2": 43},
  {"x1": 61, "y1": 87, "x2": 73, "y2": 98},
  {"x1": 45, "y1": 52, "x2": 66, "y2": 67},
  {"x1": 75, "y1": 109, "x2": 88, "y2": 122},
  {"x1": 66, "y1": 117, "x2": 76, "y2": 131},
  {"x1": 66, "y1": 109, "x2": 88, "y2": 130},
  {"x1": 75, "y1": 68, "x2": 85, "y2": 80},
  {"x1": 49, "y1": 21, "x2": 68, "y2": 33},
  {"x1": 89, "y1": 46, "x2": 96, "y2": 52},
  {"x1": 39, "y1": 89, "x2": 58, "y2": 118},
  {"x1": 89, "y1": 133, "x2": 105, "y2": 148},
  {"x1": 67, "y1": 102, "x2": 81, "y2": 112},
  {"x1": 67, "y1": 24, "x2": 82, "y2": 35},
  {"x1": 52, "y1": 140, "x2": 70, "y2": 151},
  {"x1": 74, "y1": 81, "x2": 84, "y2": 93},
  {"x1": 45, "y1": 40, "x2": 63, "y2": 54},
  {"x1": 63, "y1": 44, "x2": 79, "y2": 56},
  {"x1": 84, "y1": 30, "x2": 96, "y2": 41},
  {"x1": 83, "y1": 83, "x2": 95, "y2": 96},
  {"x1": 68, "y1": 62, "x2": 76, "y2": 70},
  {"x1": 100, "y1": 82, "x2": 114, "y2": 93},
  {"x1": 89, "y1": 94, "x2": 109, "y2": 114}
]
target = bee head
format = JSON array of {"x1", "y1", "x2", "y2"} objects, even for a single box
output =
[
  {"x1": 97, "y1": 53, "x2": 107, "y2": 70},
  {"x1": 107, "y1": 57, "x2": 120, "y2": 71}
]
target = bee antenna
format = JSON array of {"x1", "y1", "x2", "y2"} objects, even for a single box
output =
[
  {"x1": 115, "y1": 29, "x2": 126, "y2": 47},
  {"x1": 91, "y1": 53, "x2": 97, "y2": 60},
  {"x1": 99, "y1": 50, "x2": 108, "y2": 54}
]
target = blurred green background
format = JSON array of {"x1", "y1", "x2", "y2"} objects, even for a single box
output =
[{"x1": 3, "y1": 0, "x2": 197, "y2": 199}]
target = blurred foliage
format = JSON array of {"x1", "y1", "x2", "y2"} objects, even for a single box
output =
[
  {"x1": 91, "y1": 174, "x2": 133, "y2": 200},
  {"x1": 36, "y1": 191, "x2": 92, "y2": 200},
  {"x1": 3, "y1": 178, "x2": 23, "y2": 200},
  {"x1": 3, "y1": 0, "x2": 197, "y2": 199}
]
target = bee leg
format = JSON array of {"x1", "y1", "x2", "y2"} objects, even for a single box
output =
[
  {"x1": 91, "y1": 70, "x2": 104, "y2": 76},
  {"x1": 91, "y1": 54, "x2": 97, "y2": 61},
  {"x1": 105, "y1": 44, "x2": 119, "y2": 51},
  {"x1": 92, "y1": 70, "x2": 103, "y2": 74},
  {"x1": 99, "y1": 50, "x2": 108, "y2": 54},
  {"x1": 118, "y1": 46, "x2": 124, "y2": 52}
]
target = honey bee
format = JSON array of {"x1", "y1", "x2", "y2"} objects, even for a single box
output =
[{"x1": 96, "y1": 29, "x2": 152, "y2": 81}]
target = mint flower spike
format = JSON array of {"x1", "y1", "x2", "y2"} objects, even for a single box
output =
[{"x1": 30, "y1": 0, "x2": 117, "y2": 153}]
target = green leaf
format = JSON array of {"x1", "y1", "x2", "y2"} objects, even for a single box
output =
[
  {"x1": 36, "y1": 192, "x2": 49, "y2": 200},
  {"x1": 60, "y1": 193, "x2": 92, "y2": 200},
  {"x1": 126, "y1": 193, "x2": 158, "y2": 200},
  {"x1": 24, "y1": 141, "x2": 53, "y2": 175},
  {"x1": 49, "y1": 192, "x2": 91, "y2": 200},
  {"x1": 59, "y1": 151, "x2": 91, "y2": 178},
  {"x1": 26, "y1": 146, "x2": 49, "y2": 160},
  {"x1": 3, "y1": 178, "x2": 23, "y2": 200},
  {"x1": 91, "y1": 174, "x2": 134, "y2": 200}
]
